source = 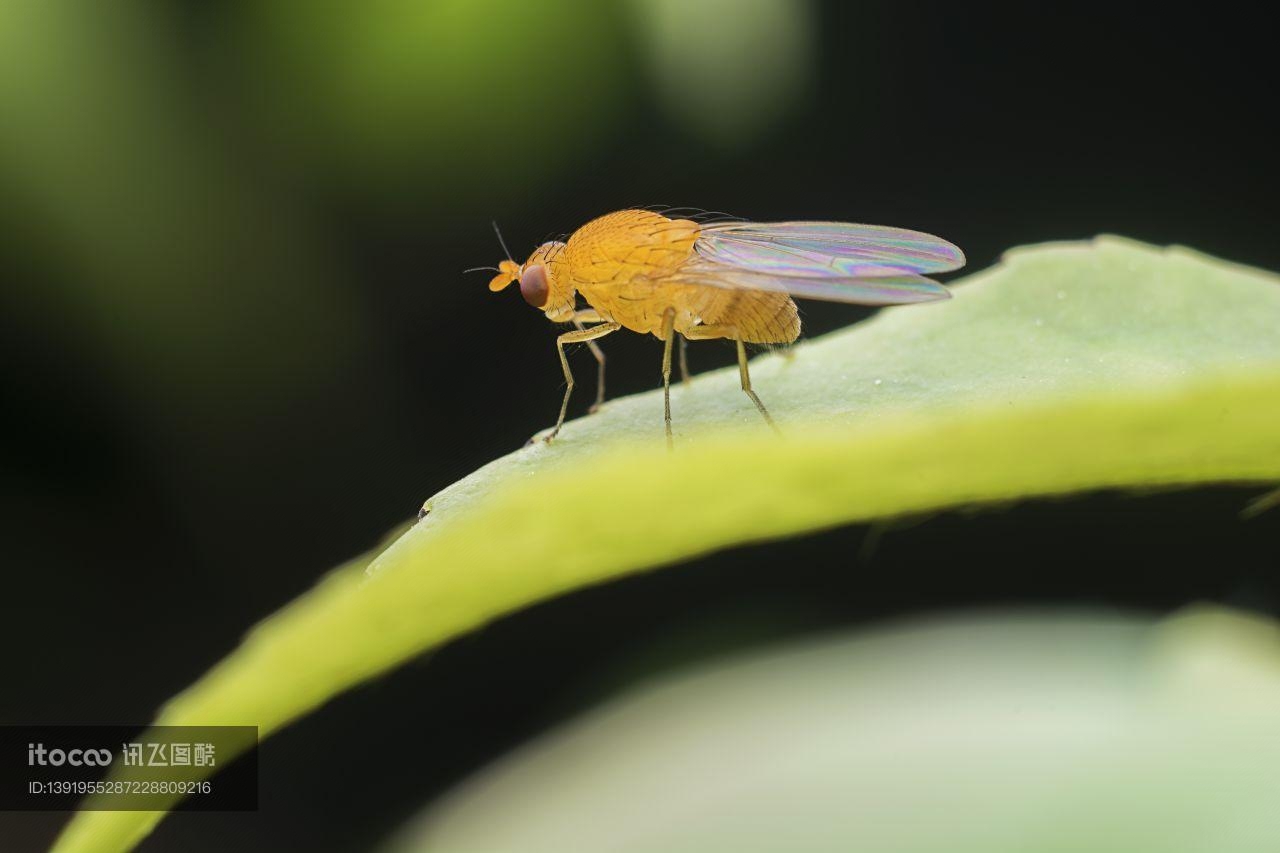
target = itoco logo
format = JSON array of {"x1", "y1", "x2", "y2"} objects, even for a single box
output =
[{"x1": 27, "y1": 743, "x2": 113, "y2": 767}]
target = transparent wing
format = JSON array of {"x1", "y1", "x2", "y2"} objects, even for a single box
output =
[
  {"x1": 668, "y1": 257, "x2": 950, "y2": 306},
  {"x1": 696, "y1": 221, "x2": 966, "y2": 279}
]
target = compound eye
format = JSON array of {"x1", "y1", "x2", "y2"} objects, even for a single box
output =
[{"x1": 519, "y1": 264, "x2": 549, "y2": 308}]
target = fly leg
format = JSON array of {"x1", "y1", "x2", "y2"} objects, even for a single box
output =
[
  {"x1": 678, "y1": 336, "x2": 691, "y2": 387},
  {"x1": 571, "y1": 309, "x2": 608, "y2": 413},
  {"x1": 660, "y1": 308, "x2": 676, "y2": 450},
  {"x1": 546, "y1": 321, "x2": 620, "y2": 442},
  {"x1": 735, "y1": 338, "x2": 780, "y2": 434},
  {"x1": 683, "y1": 324, "x2": 782, "y2": 435}
]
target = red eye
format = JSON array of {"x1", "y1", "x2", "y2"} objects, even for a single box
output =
[{"x1": 519, "y1": 264, "x2": 549, "y2": 308}]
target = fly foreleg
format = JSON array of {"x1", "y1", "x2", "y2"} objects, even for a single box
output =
[
  {"x1": 547, "y1": 321, "x2": 620, "y2": 442},
  {"x1": 571, "y1": 309, "x2": 608, "y2": 413}
]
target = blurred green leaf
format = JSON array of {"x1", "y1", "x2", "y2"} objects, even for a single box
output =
[
  {"x1": 631, "y1": 0, "x2": 815, "y2": 147},
  {"x1": 0, "y1": 0, "x2": 368, "y2": 417},
  {"x1": 385, "y1": 608, "x2": 1280, "y2": 852},
  {"x1": 53, "y1": 238, "x2": 1280, "y2": 851},
  {"x1": 238, "y1": 0, "x2": 630, "y2": 197}
]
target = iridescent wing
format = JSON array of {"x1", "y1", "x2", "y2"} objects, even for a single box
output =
[
  {"x1": 682, "y1": 220, "x2": 965, "y2": 305},
  {"x1": 698, "y1": 221, "x2": 966, "y2": 278},
  {"x1": 670, "y1": 259, "x2": 950, "y2": 305}
]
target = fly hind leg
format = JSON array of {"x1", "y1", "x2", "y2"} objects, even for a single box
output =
[
  {"x1": 735, "y1": 338, "x2": 780, "y2": 434},
  {"x1": 660, "y1": 308, "x2": 676, "y2": 451},
  {"x1": 682, "y1": 325, "x2": 781, "y2": 435}
]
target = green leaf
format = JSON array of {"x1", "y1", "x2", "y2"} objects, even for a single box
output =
[
  {"x1": 384, "y1": 607, "x2": 1280, "y2": 853},
  {"x1": 53, "y1": 238, "x2": 1280, "y2": 851}
]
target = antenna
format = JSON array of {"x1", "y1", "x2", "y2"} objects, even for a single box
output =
[{"x1": 492, "y1": 221, "x2": 515, "y2": 263}]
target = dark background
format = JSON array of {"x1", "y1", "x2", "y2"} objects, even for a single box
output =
[{"x1": 2, "y1": 2, "x2": 1277, "y2": 850}]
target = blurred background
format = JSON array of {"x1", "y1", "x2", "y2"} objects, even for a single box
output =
[{"x1": 2, "y1": 1, "x2": 1277, "y2": 849}]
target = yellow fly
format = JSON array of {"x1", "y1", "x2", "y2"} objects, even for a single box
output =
[{"x1": 485, "y1": 208, "x2": 965, "y2": 447}]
